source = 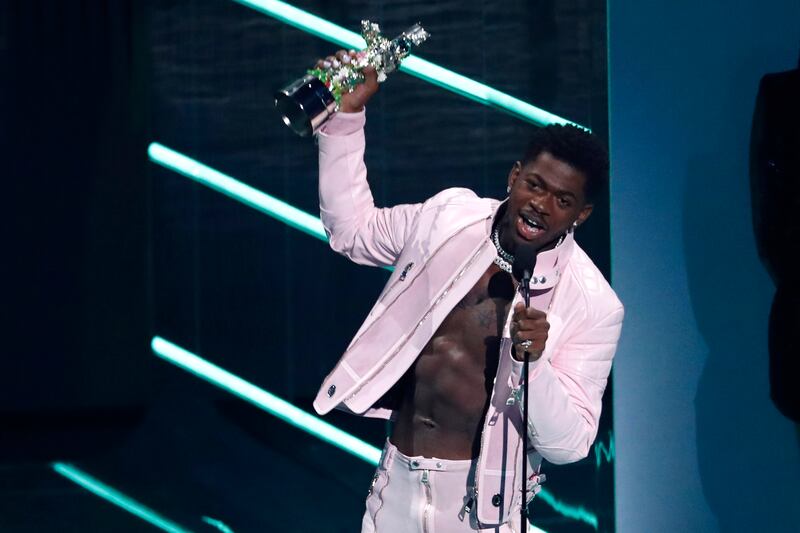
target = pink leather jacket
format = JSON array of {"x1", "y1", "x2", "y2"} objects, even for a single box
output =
[{"x1": 312, "y1": 110, "x2": 624, "y2": 526}]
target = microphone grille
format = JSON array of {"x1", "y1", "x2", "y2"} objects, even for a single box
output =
[{"x1": 512, "y1": 244, "x2": 538, "y2": 282}]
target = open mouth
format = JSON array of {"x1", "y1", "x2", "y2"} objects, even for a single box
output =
[{"x1": 516, "y1": 213, "x2": 546, "y2": 240}]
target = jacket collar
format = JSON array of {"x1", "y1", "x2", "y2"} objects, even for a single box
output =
[{"x1": 529, "y1": 231, "x2": 574, "y2": 290}]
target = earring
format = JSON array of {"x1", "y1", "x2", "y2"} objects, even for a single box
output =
[
  {"x1": 568, "y1": 221, "x2": 579, "y2": 233},
  {"x1": 506, "y1": 185, "x2": 511, "y2": 194}
]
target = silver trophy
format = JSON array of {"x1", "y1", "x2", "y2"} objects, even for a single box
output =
[{"x1": 275, "y1": 20, "x2": 429, "y2": 137}]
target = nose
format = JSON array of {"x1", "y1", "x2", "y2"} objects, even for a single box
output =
[{"x1": 529, "y1": 191, "x2": 550, "y2": 214}]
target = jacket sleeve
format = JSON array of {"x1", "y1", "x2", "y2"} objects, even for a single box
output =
[
  {"x1": 317, "y1": 109, "x2": 422, "y2": 267},
  {"x1": 512, "y1": 301, "x2": 624, "y2": 465}
]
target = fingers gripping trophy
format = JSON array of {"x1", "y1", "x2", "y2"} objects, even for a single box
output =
[{"x1": 275, "y1": 20, "x2": 429, "y2": 137}]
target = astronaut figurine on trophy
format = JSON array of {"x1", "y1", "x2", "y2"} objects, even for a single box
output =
[{"x1": 275, "y1": 20, "x2": 429, "y2": 137}]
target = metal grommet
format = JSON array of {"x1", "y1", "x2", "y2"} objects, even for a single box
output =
[
  {"x1": 436, "y1": 462, "x2": 442, "y2": 468},
  {"x1": 491, "y1": 493, "x2": 502, "y2": 507},
  {"x1": 327, "y1": 384, "x2": 336, "y2": 397},
  {"x1": 411, "y1": 460, "x2": 419, "y2": 468}
]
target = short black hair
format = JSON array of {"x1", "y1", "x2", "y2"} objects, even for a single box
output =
[{"x1": 520, "y1": 124, "x2": 609, "y2": 203}]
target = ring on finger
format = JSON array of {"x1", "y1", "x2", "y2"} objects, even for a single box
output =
[{"x1": 519, "y1": 339, "x2": 533, "y2": 350}]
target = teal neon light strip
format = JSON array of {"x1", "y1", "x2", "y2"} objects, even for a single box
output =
[
  {"x1": 151, "y1": 336, "x2": 594, "y2": 530},
  {"x1": 148, "y1": 143, "x2": 394, "y2": 271},
  {"x1": 594, "y1": 430, "x2": 615, "y2": 469},
  {"x1": 202, "y1": 516, "x2": 235, "y2": 533},
  {"x1": 537, "y1": 489, "x2": 598, "y2": 530},
  {"x1": 398, "y1": 56, "x2": 574, "y2": 128},
  {"x1": 151, "y1": 336, "x2": 382, "y2": 465},
  {"x1": 51, "y1": 463, "x2": 191, "y2": 533},
  {"x1": 232, "y1": 0, "x2": 363, "y2": 50},
  {"x1": 231, "y1": 0, "x2": 581, "y2": 128},
  {"x1": 148, "y1": 142, "x2": 327, "y2": 242}
]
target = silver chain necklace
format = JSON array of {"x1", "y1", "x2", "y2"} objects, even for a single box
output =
[
  {"x1": 491, "y1": 227, "x2": 568, "y2": 276},
  {"x1": 491, "y1": 227, "x2": 514, "y2": 274}
]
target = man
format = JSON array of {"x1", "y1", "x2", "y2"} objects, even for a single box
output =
[{"x1": 312, "y1": 51, "x2": 624, "y2": 532}]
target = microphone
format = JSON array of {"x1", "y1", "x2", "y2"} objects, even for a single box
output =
[
  {"x1": 512, "y1": 243, "x2": 538, "y2": 307},
  {"x1": 511, "y1": 243, "x2": 537, "y2": 528}
]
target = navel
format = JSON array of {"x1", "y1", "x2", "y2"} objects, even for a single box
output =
[{"x1": 416, "y1": 415, "x2": 438, "y2": 429}]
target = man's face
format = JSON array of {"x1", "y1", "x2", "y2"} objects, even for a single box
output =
[{"x1": 499, "y1": 151, "x2": 593, "y2": 254}]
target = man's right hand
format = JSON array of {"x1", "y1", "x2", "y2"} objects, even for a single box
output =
[{"x1": 315, "y1": 49, "x2": 379, "y2": 113}]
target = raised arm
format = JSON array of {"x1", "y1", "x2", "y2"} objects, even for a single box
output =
[{"x1": 316, "y1": 50, "x2": 422, "y2": 267}]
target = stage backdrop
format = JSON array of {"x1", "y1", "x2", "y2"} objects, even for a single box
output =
[
  {"x1": 148, "y1": 1, "x2": 613, "y2": 532},
  {"x1": 2, "y1": 1, "x2": 613, "y2": 531}
]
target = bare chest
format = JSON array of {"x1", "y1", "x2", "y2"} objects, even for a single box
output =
[
  {"x1": 387, "y1": 264, "x2": 516, "y2": 458},
  {"x1": 440, "y1": 264, "x2": 515, "y2": 347},
  {"x1": 412, "y1": 264, "x2": 515, "y2": 408}
]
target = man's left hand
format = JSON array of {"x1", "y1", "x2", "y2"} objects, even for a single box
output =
[{"x1": 510, "y1": 302, "x2": 549, "y2": 361}]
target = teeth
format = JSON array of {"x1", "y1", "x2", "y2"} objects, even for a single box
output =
[{"x1": 521, "y1": 215, "x2": 542, "y2": 229}]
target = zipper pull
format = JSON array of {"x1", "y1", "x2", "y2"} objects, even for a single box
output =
[
  {"x1": 367, "y1": 472, "x2": 379, "y2": 496},
  {"x1": 458, "y1": 497, "x2": 473, "y2": 521},
  {"x1": 421, "y1": 469, "x2": 429, "y2": 485},
  {"x1": 399, "y1": 262, "x2": 414, "y2": 281},
  {"x1": 459, "y1": 486, "x2": 478, "y2": 521}
]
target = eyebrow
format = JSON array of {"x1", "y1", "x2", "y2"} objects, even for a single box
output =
[{"x1": 524, "y1": 172, "x2": 578, "y2": 199}]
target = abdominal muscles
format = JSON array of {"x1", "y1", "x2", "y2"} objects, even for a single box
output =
[{"x1": 388, "y1": 265, "x2": 514, "y2": 460}]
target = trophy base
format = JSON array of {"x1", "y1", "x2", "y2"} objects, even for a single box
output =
[{"x1": 274, "y1": 74, "x2": 337, "y2": 137}]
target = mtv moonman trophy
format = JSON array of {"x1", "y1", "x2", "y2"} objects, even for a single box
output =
[{"x1": 275, "y1": 20, "x2": 429, "y2": 137}]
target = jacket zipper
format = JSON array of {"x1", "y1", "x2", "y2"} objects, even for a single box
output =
[
  {"x1": 473, "y1": 344, "x2": 516, "y2": 523},
  {"x1": 476, "y1": 282, "x2": 560, "y2": 524},
  {"x1": 347, "y1": 221, "x2": 481, "y2": 352},
  {"x1": 474, "y1": 424, "x2": 486, "y2": 521},
  {"x1": 344, "y1": 232, "x2": 491, "y2": 402}
]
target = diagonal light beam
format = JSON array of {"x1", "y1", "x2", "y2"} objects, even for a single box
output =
[
  {"x1": 150, "y1": 335, "x2": 594, "y2": 531},
  {"x1": 148, "y1": 142, "x2": 327, "y2": 242},
  {"x1": 149, "y1": 142, "x2": 395, "y2": 271},
  {"x1": 231, "y1": 0, "x2": 583, "y2": 129},
  {"x1": 52, "y1": 462, "x2": 192, "y2": 533},
  {"x1": 151, "y1": 336, "x2": 381, "y2": 465}
]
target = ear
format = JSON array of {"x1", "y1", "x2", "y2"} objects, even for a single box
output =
[
  {"x1": 507, "y1": 161, "x2": 522, "y2": 191},
  {"x1": 575, "y1": 203, "x2": 593, "y2": 227}
]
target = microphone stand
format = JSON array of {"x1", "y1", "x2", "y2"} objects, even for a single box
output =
[{"x1": 520, "y1": 268, "x2": 532, "y2": 532}]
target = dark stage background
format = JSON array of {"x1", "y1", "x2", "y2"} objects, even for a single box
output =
[{"x1": 2, "y1": 1, "x2": 612, "y2": 531}]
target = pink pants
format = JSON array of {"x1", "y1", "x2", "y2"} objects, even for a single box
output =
[{"x1": 361, "y1": 440, "x2": 521, "y2": 533}]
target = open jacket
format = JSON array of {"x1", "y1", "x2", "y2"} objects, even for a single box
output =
[{"x1": 312, "y1": 110, "x2": 624, "y2": 526}]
